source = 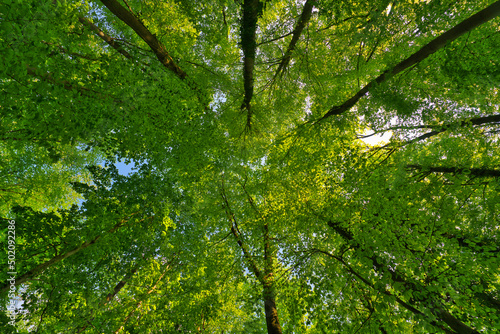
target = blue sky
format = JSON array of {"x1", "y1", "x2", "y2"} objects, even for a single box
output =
[{"x1": 115, "y1": 160, "x2": 136, "y2": 176}]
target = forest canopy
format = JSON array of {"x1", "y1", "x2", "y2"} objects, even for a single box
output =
[{"x1": 1, "y1": 0, "x2": 500, "y2": 333}]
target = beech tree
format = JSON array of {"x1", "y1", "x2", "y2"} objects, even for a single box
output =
[{"x1": 1, "y1": 0, "x2": 500, "y2": 333}]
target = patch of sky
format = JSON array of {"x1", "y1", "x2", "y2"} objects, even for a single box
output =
[
  {"x1": 360, "y1": 131, "x2": 393, "y2": 146},
  {"x1": 115, "y1": 159, "x2": 136, "y2": 176},
  {"x1": 210, "y1": 90, "x2": 227, "y2": 115}
]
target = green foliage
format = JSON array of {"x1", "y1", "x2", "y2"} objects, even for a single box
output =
[{"x1": 1, "y1": 0, "x2": 499, "y2": 333}]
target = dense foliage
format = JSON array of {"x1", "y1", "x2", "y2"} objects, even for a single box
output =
[{"x1": 1, "y1": 0, "x2": 500, "y2": 333}]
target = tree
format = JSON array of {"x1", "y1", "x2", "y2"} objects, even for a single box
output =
[{"x1": 1, "y1": 0, "x2": 499, "y2": 333}]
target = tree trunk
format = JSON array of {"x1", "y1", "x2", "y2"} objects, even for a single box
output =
[
  {"x1": 263, "y1": 283, "x2": 282, "y2": 334},
  {"x1": 222, "y1": 186, "x2": 283, "y2": 334},
  {"x1": 263, "y1": 224, "x2": 282, "y2": 334}
]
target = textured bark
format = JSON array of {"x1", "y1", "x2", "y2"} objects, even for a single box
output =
[
  {"x1": 239, "y1": 0, "x2": 262, "y2": 129},
  {"x1": 319, "y1": 1, "x2": 500, "y2": 121},
  {"x1": 263, "y1": 285, "x2": 282, "y2": 334},
  {"x1": 99, "y1": 0, "x2": 187, "y2": 80},
  {"x1": 263, "y1": 223, "x2": 282, "y2": 334}
]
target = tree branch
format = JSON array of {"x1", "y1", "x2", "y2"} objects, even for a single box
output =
[
  {"x1": 240, "y1": 0, "x2": 263, "y2": 128},
  {"x1": 407, "y1": 114, "x2": 500, "y2": 144},
  {"x1": 406, "y1": 164, "x2": 500, "y2": 178},
  {"x1": 99, "y1": 0, "x2": 187, "y2": 80},
  {"x1": 271, "y1": 0, "x2": 315, "y2": 81},
  {"x1": 0, "y1": 213, "x2": 144, "y2": 294},
  {"x1": 319, "y1": 1, "x2": 500, "y2": 121},
  {"x1": 26, "y1": 66, "x2": 118, "y2": 102},
  {"x1": 75, "y1": 266, "x2": 139, "y2": 333},
  {"x1": 220, "y1": 183, "x2": 264, "y2": 283},
  {"x1": 313, "y1": 248, "x2": 457, "y2": 334},
  {"x1": 113, "y1": 263, "x2": 170, "y2": 334},
  {"x1": 78, "y1": 16, "x2": 133, "y2": 60},
  {"x1": 327, "y1": 221, "x2": 479, "y2": 334}
]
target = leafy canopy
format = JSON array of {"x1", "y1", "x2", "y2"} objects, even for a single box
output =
[{"x1": 1, "y1": 0, "x2": 500, "y2": 333}]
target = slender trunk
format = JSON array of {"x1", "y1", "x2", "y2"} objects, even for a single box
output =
[
  {"x1": 314, "y1": 248, "x2": 457, "y2": 334},
  {"x1": 75, "y1": 267, "x2": 138, "y2": 333},
  {"x1": 272, "y1": 0, "x2": 315, "y2": 80},
  {"x1": 221, "y1": 185, "x2": 282, "y2": 334},
  {"x1": 263, "y1": 223, "x2": 282, "y2": 334},
  {"x1": 406, "y1": 165, "x2": 500, "y2": 178},
  {"x1": 104, "y1": 268, "x2": 138, "y2": 304},
  {"x1": 1, "y1": 232, "x2": 103, "y2": 294},
  {"x1": 78, "y1": 17, "x2": 132, "y2": 59},
  {"x1": 408, "y1": 114, "x2": 500, "y2": 144}
]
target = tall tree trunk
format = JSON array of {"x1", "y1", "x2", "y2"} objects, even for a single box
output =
[
  {"x1": 263, "y1": 283, "x2": 282, "y2": 334},
  {"x1": 263, "y1": 223, "x2": 282, "y2": 334},
  {"x1": 221, "y1": 185, "x2": 283, "y2": 334}
]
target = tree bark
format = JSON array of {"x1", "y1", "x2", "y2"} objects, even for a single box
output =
[
  {"x1": 221, "y1": 185, "x2": 282, "y2": 334},
  {"x1": 263, "y1": 223, "x2": 282, "y2": 334},
  {"x1": 263, "y1": 284, "x2": 282, "y2": 334},
  {"x1": 240, "y1": 0, "x2": 262, "y2": 128}
]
